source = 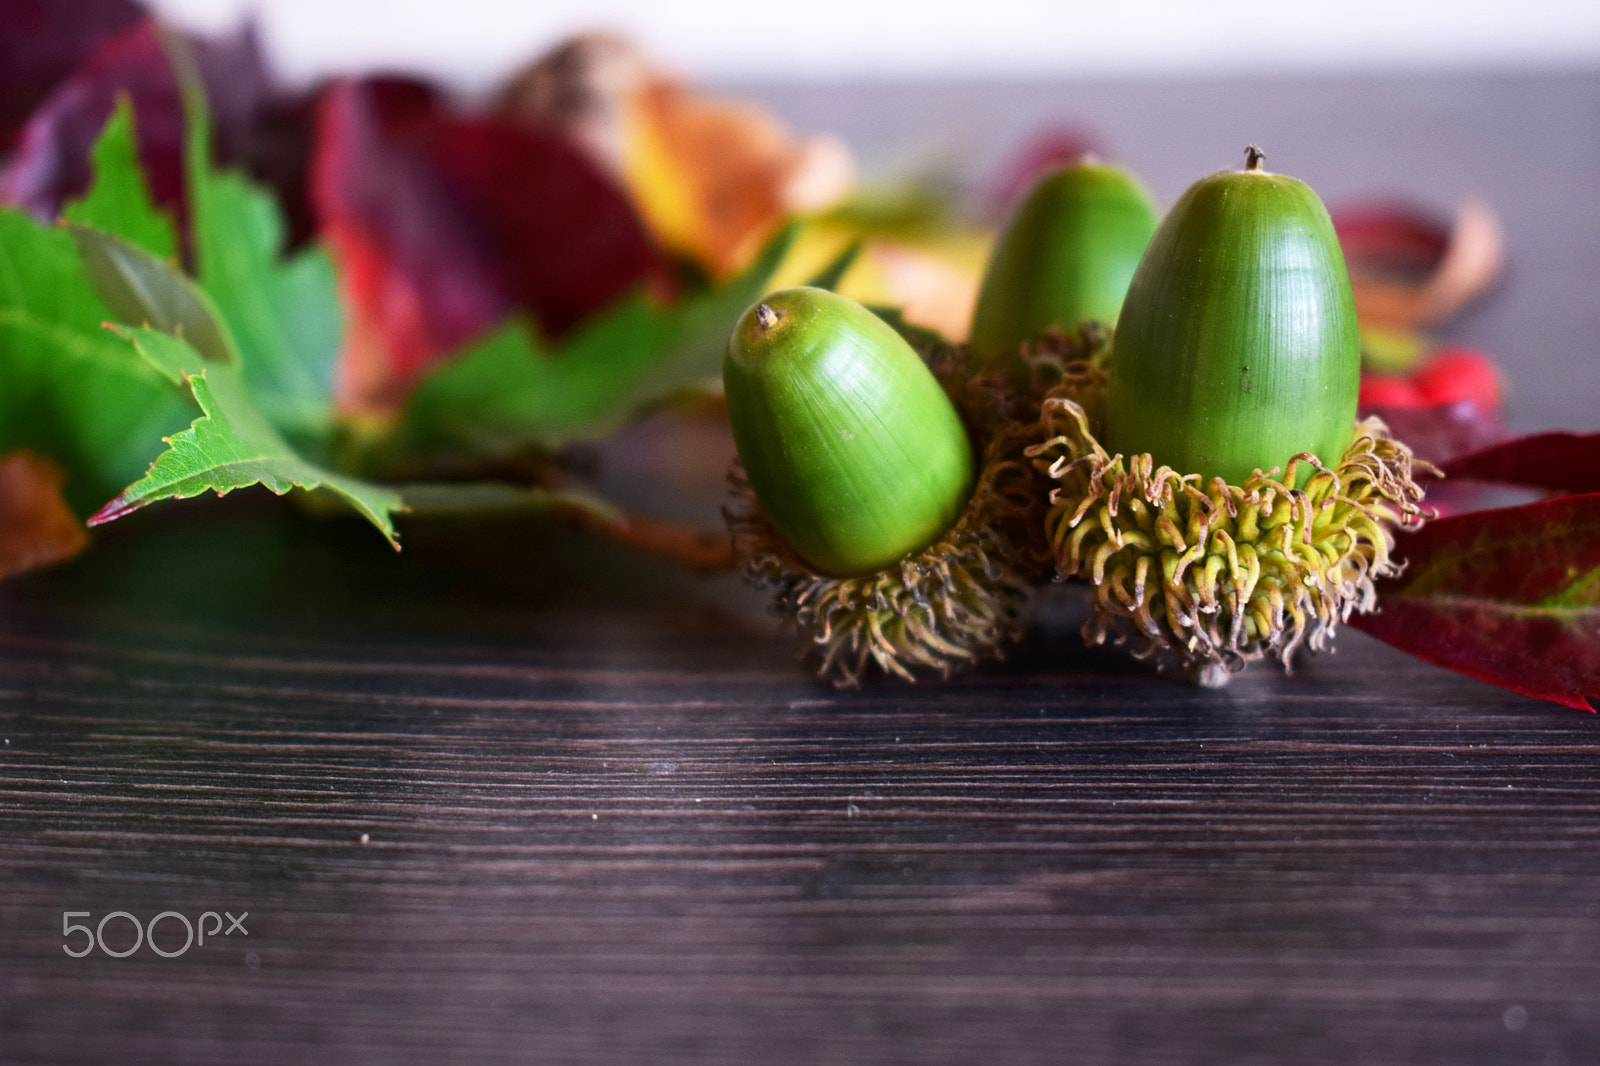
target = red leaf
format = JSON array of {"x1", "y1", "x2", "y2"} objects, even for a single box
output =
[
  {"x1": 1359, "y1": 348, "x2": 1502, "y2": 415},
  {"x1": 0, "y1": 18, "x2": 273, "y2": 233},
  {"x1": 0, "y1": 451, "x2": 90, "y2": 581},
  {"x1": 0, "y1": 0, "x2": 143, "y2": 148},
  {"x1": 1440, "y1": 432, "x2": 1600, "y2": 497},
  {"x1": 311, "y1": 79, "x2": 509, "y2": 410},
  {"x1": 1358, "y1": 375, "x2": 1425, "y2": 409},
  {"x1": 1352, "y1": 494, "x2": 1600, "y2": 711},
  {"x1": 1357, "y1": 346, "x2": 1507, "y2": 487},
  {"x1": 1411, "y1": 347, "x2": 1503, "y2": 409},
  {"x1": 310, "y1": 78, "x2": 665, "y2": 414}
]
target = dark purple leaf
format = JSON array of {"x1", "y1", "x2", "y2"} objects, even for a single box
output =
[
  {"x1": 0, "y1": 0, "x2": 144, "y2": 148},
  {"x1": 231, "y1": 88, "x2": 322, "y2": 249},
  {"x1": 1439, "y1": 432, "x2": 1600, "y2": 497},
  {"x1": 1353, "y1": 493, "x2": 1600, "y2": 712},
  {"x1": 0, "y1": 18, "x2": 271, "y2": 233}
]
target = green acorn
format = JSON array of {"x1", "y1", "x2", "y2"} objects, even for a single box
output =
[
  {"x1": 1027, "y1": 148, "x2": 1429, "y2": 684},
  {"x1": 1106, "y1": 145, "x2": 1360, "y2": 486},
  {"x1": 725, "y1": 286, "x2": 1045, "y2": 685},
  {"x1": 725, "y1": 287, "x2": 975, "y2": 576},
  {"x1": 969, "y1": 160, "x2": 1159, "y2": 367}
]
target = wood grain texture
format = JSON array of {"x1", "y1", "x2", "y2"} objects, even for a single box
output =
[
  {"x1": 3, "y1": 71, "x2": 1600, "y2": 1066},
  {"x1": 3, "y1": 505, "x2": 1598, "y2": 1065}
]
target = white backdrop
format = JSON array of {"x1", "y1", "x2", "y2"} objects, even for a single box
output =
[{"x1": 148, "y1": 0, "x2": 1600, "y2": 89}]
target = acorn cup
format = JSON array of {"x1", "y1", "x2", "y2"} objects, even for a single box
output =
[
  {"x1": 1026, "y1": 147, "x2": 1432, "y2": 685},
  {"x1": 724, "y1": 286, "x2": 1050, "y2": 686},
  {"x1": 968, "y1": 159, "x2": 1159, "y2": 371}
]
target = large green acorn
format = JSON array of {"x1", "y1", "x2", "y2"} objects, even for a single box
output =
[
  {"x1": 968, "y1": 160, "x2": 1159, "y2": 366},
  {"x1": 1027, "y1": 148, "x2": 1429, "y2": 684},
  {"x1": 1106, "y1": 146, "x2": 1360, "y2": 485},
  {"x1": 725, "y1": 286, "x2": 1045, "y2": 685}
]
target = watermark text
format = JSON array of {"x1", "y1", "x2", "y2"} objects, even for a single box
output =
[{"x1": 62, "y1": 910, "x2": 248, "y2": 958}]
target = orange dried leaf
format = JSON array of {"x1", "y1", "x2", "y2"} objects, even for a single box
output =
[
  {"x1": 620, "y1": 82, "x2": 852, "y2": 278},
  {"x1": 497, "y1": 35, "x2": 853, "y2": 279},
  {"x1": 0, "y1": 451, "x2": 90, "y2": 581}
]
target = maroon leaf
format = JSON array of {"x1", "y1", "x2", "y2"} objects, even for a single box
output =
[
  {"x1": 1360, "y1": 399, "x2": 1507, "y2": 466},
  {"x1": 1438, "y1": 432, "x2": 1600, "y2": 497},
  {"x1": 1332, "y1": 198, "x2": 1504, "y2": 331},
  {"x1": 431, "y1": 118, "x2": 665, "y2": 338},
  {"x1": 1334, "y1": 202, "x2": 1449, "y2": 279},
  {"x1": 0, "y1": 18, "x2": 271, "y2": 233},
  {"x1": 310, "y1": 78, "x2": 665, "y2": 413},
  {"x1": 0, "y1": 0, "x2": 144, "y2": 149},
  {"x1": 1352, "y1": 494, "x2": 1600, "y2": 711}
]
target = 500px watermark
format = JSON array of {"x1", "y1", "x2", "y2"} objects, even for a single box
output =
[{"x1": 61, "y1": 910, "x2": 248, "y2": 958}]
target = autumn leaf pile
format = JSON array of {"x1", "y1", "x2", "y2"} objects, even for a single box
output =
[{"x1": 0, "y1": 10, "x2": 851, "y2": 572}]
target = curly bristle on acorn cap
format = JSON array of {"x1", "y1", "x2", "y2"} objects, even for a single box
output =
[
  {"x1": 1026, "y1": 374, "x2": 1430, "y2": 685},
  {"x1": 730, "y1": 437, "x2": 1043, "y2": 688}
]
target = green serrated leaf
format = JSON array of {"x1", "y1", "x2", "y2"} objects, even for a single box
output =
[
  {"x1": 385, "y1": 222, "x2": 798, "y2": 465},
  {"x1": 178, "y1": 46, "x2": 342, "y2": 453},
  {"x1": 67, "y1": 222, "x2": 239, "y2": 366},
  {"x1": 60, "y1": 99, "x2": 178, "y2": 261},
  {"x1": 192, "y1": 169, "x2": 342, "y2": 451},
  {"x1": 0, "y1": 210, "x2": 192, "y2": 514},
  {"x1": 91, "y1": 326, "x2": 404, "y2": 546}
]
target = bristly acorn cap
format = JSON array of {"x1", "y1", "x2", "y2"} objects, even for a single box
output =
[{"x1": 1030, "y1": 386, "x2": 1429, "y2": 684}]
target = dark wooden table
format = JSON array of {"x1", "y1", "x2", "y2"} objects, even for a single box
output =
[{"x1": 3, "y1": 71, "x2": 1599, "y2": 1065}]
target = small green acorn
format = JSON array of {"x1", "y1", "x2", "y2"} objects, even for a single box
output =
[
  {"x1": 725, "y1": 286, "x2": 1045, "y2": 685},
  {"x1": 1106, "y1": 145, "x2": 1360, "y2": 486},
  {"x1": 968, "y1": 160, "x2": 1159, "y2": 367},
  {"x1": 725, "y1": 287, "x2": 975, "y2": 576},
  {"x1": 1027, "y1": 148, "x2": 1429, "y2": 684}
]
